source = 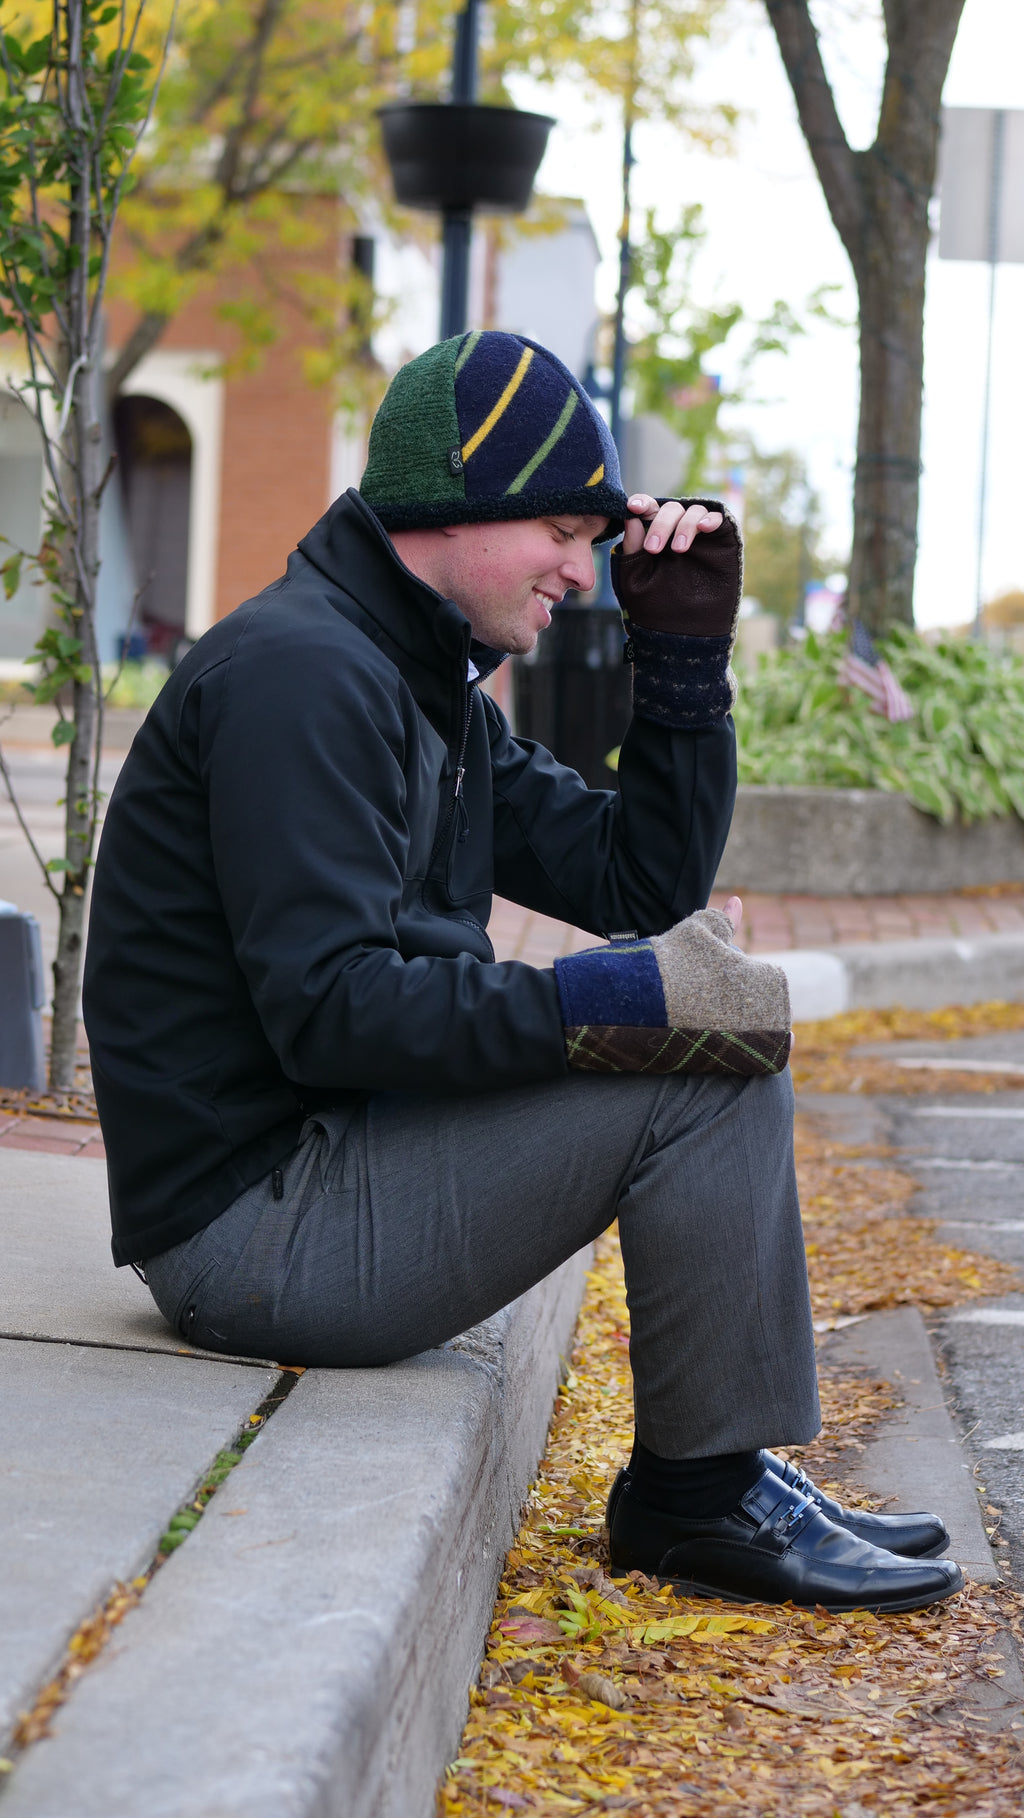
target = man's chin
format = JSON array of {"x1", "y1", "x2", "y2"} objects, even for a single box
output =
[{"x1": 507, "y1": 629, "x2": 541, "y2": 657}]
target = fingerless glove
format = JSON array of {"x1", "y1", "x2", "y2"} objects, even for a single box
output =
[
  {"x1": 554, "y1": 908, "x2": 790, "y2": 1077},
  {"x1": 611, "y1": 499, "x2": 743, "y2": 730}
]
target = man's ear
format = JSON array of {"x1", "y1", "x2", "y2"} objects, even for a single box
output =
[{"x1": 440, "y1": 523, "x2": 462, "y2": 539}]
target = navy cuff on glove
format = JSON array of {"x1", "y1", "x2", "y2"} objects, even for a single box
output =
[{"x1": 629, "y1": 626, "x2": 734, "y2": 729}]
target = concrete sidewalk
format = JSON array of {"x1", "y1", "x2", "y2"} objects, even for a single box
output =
[{"x1": 0, "y1": 1150, "x2": 588, "y2": 1817}]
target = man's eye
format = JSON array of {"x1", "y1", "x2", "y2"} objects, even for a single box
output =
[{"x1": 552, "y1": 525, "x2": 575, "y2": 543}]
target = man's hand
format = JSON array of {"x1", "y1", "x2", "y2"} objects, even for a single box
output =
[
  {"x1": 621, "y1": 493, "x2": 724, "y2": 557},
  {"x1": 610, "y1": 492, "x2": 741, "y2": 730}
]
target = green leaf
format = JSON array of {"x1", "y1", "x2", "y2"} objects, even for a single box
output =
[
  {"x1": 904, "y1": 775, "x2": 956, "y2": 824},
  {"x1": 45, "y1": 857, "x2": 71, "y2": 873},
  {"x1": 20, "y1": 34, "x2": 53, "y2": 75},
  {"x1": 51, "y1": 719, "x2": 75, "y2": 748},
  {"x1": 1, "y1": 553, "x2": 21, "y2": 600}
]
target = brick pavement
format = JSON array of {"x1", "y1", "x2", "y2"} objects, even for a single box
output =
[
  {"x1": 5, "y1": 886, "x2": 1024, "y2": 1161},
  {"x1": 488, "y1": 887, "x2": 1024, "y2": 966}
]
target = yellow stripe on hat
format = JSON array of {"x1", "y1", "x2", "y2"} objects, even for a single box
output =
[
  {"x1": 462, "y1": 347, "x2": 534, "y2": 461},
  {"x1": 585, "y1": 464, "x2": 604, "y2": 486}
]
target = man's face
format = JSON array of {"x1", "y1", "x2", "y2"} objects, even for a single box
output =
[{"x1": 436, "y1": 514, "x2": 608, "y2": 654}]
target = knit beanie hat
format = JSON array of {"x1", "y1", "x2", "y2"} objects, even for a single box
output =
[{"x1": 360, "y1": 330, "x2": 628, "y2": 543}]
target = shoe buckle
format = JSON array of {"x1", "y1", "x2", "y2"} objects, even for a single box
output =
[{"x1": 772, "y1": 1491, "x2": 815, "y2": 1541}]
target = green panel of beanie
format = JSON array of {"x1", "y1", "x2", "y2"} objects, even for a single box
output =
[
  {"x1": 361, "y1": 336, "x2": 466, "y2": 511},
  {"x1": 359, "y1": 330, "x2": 629, "y2": 538}
]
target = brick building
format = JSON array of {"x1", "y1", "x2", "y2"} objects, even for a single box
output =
[{"x1": 0, "y1": 200, "x2": 600, "y2": 677}]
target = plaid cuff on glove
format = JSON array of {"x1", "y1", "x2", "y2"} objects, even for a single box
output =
[{"x1": 553, "y1": 909, "x2": 791, "y2": 1077}]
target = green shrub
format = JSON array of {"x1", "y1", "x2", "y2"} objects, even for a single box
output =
[
  {"x1": 102, "y1": 661, "x2": 170, "y2": 710},
  {"x1": 733, "y1": 628, "x2": 1024, "y2": 824}
]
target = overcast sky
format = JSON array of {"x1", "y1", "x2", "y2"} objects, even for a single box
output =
[{"x1": 511, "y1": 0, "x2": 1024, "y2": 627}]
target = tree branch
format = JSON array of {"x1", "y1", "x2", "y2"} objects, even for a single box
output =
[
  {"x1": 763, "y1": 0, "x2": 864, "y2": 260},
  {"x1": 0, "y1": 735, "x2": 61, "y2": 901}
]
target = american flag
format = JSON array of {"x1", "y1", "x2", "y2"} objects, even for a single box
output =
[{"x1": 838, "y1": 620, "x2": 913, "y2": 723}]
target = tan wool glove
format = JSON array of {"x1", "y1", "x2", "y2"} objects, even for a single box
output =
[{"x1": 554, "y1": 908, "x2": 791, "y2": 1077}]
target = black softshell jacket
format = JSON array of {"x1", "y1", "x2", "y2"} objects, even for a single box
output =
[{"x1": 84, "y1": 490, "x2": 736, "y2": 1265}]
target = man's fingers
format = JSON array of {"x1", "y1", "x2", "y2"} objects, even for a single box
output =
[
  {"x1": 722, "y1": 894, "x2": 743, "y2": 934},
  {"x1": 663, "y1": 504, "x2": 722, "y2": 553},
  {"x1": 622, "y1": 495, "x2": 658, "y2": 554},
  {"x1": 623, "y1": 495, "x2": 724, "y2": 556}
]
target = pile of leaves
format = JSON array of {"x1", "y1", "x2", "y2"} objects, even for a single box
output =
[
  {"x1": 440, "y1": 1007, "x2": 1024, "y2": 1815},
  {"x1": 796, "y1": 1125, "x2": 1016, "y2": 1324},
  {"x1": 734, "y1": 629, "x2": 1024, "y2": 824},
  {"x1": 441, "y1": 1222, "x2": 1024, "y2": 1814}
]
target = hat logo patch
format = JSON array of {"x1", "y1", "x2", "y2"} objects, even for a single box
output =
[{"x1": 447, "y1": 445, "x2": 464, "y2": 475}]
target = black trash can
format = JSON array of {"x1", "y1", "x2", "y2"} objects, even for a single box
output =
[{"x1": 513, "y1": 604, "x2": 632, "y2": 790}]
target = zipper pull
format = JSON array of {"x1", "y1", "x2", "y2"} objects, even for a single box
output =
[{"x1": 455, "y1": 766, "x2": 469, "y2": 841}]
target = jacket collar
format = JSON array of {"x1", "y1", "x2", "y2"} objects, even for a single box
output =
[
  {"x1": 296, "y1": 487, "x2": 508, "y2": 744},
  {"x1": 300, "y1": 487, "x2": 507, "y2": 666}
]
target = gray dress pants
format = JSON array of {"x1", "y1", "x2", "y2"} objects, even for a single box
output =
[{"x1": 145, "y1": 1068, "x2": 820, "y2": 1459}]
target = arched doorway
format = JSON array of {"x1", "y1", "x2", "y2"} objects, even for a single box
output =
[{"x1": 113, "y1": 394, "x2": 192, "y2": 658}]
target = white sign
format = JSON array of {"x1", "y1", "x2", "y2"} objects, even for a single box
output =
[{"x1": 938, "y1": 106, "x2": 1024, "y2": 263}]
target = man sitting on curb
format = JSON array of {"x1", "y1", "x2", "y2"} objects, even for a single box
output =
[{"x1": 84, "y1": 330, "x2": 960, "y2": 1615}]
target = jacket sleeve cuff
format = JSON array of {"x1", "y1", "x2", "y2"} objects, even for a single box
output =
[{"x1": 627, "y1": 625, "x2": 736, "y2": 729}]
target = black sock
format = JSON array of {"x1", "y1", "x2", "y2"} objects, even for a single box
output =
[{"x1": 629, "y1": 1437, "x2": 765, "y2": 1518}]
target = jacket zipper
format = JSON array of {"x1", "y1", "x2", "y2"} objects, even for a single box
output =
[{"x1": 428, "y1": 684, "x2": 471, "y2": 872}]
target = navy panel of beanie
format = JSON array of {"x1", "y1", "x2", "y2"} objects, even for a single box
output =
[{"x1": 360, "y1": 329, "x2": 634, "y2": 786}]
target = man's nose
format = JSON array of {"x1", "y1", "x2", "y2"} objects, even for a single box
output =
[{"x1": 562, "y1": 547, "x2": 596, "y2": 592}]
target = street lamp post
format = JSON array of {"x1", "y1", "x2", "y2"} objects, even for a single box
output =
[
  {"x1": 440, "y1": 1, "x2": 480, "y2": 340},
  {"x1": 378, "y1": 3, "x2": 553, "y2": 342},
  {"x1": 593, "y1": 0, "x2": 639, "y2": 607}
]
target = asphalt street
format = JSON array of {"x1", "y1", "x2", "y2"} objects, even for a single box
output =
[{"x1": 804, "y1": 1032, "x2": 1024, "y2": 1593}]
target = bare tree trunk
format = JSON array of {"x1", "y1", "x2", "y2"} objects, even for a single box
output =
[
  {"x1": 765, "y1": 0, "x2": 966, "y2": 634},
  {"x1": 847, "y1": 167, "x2": 930, "y2": 629},
  {"x1": 50, "y1": 0, "x2": 105, "y2": 1092},
  {"x1": 0, "y1": 0, "x2": 173, "y2": 1094}
]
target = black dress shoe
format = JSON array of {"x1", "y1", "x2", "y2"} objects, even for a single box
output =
[
  {"x1": 763, "y1": 1452, "x2": 950, "y2": 1559},
  {"x1": 607, "y1": 1465, "x2": 963, "y2": 1614},
  {"x1": 606, "y1": 1454, "x2": 950, "y2": 1562}
]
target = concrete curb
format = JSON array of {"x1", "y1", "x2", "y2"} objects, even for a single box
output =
[
  {"x1": 820, "y1": 1307, "x2": 1000, "y2": 1585},
  {"x1": 770, "y1": 933, "x2": 1024, "y2": 1021},
  {"x1": 0, "y1": 1250, "x2": 590, "y2": 1818}
]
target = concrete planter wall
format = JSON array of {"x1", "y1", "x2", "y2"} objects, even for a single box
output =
[{"x1": 715, "y1": 786, "x2": 1024, "y2": 896}]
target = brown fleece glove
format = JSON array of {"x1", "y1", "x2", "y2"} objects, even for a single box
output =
[
  {"x1": 609, "y1": 500, "x2": 743, "y2": 730},
  {"x1": 611, "y1": 499, "x2": 743, "y2": 637}
]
